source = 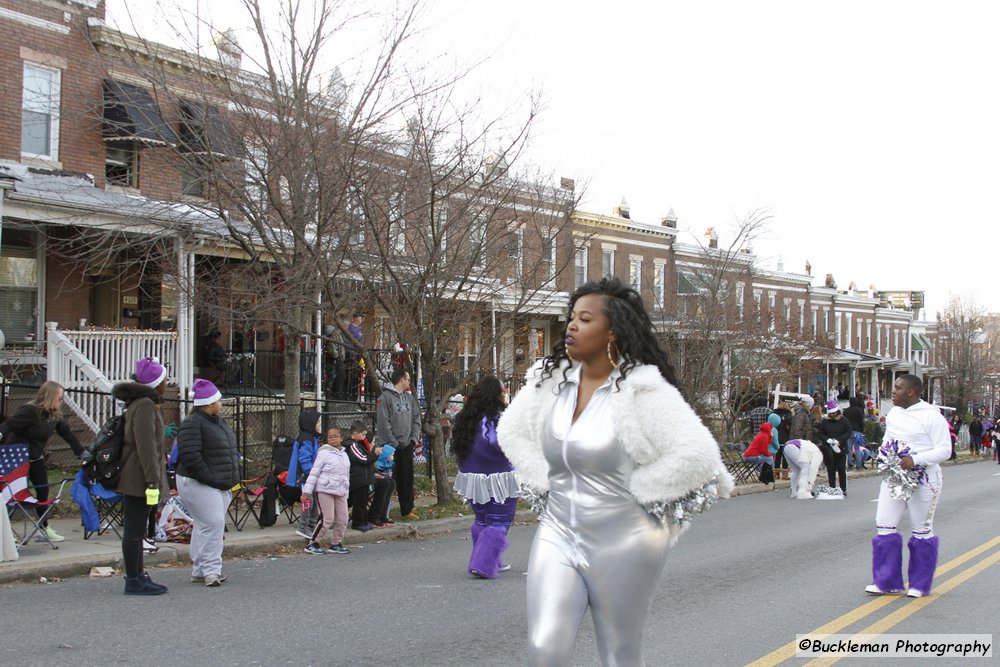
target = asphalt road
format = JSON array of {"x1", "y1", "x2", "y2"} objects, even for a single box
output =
[{"x1": 2, "y1": 461, "x2": 997, "y2": 666}]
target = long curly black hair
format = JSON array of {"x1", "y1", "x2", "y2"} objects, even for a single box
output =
[
  {"x1": 540, "y1": 277, "x2": 681, "y2": 391},
  {"x1": 450, "y1": 375, "x2": 507, "y2": 463}
]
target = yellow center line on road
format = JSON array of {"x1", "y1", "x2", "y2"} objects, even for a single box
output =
[
  {"x1": 744, "y1": 534, "x2": 1000, "y2": 667},
  {"x1": 803, "y1": 547, "x2": 1000, "y2": 666}
]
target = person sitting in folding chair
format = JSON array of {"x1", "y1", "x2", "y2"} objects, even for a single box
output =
[
  {"x1": 288, "y1": 409, "x2": 321, "y2": 539},
  {"x1": 0, "y1": 381, "x2": 85, "y2": 543},
  {"x1": 111, "y1": 357, "x2": 171, "y2": 596}
]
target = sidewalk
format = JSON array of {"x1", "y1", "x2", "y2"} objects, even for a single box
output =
[{"x1": 2, "y1": 456, "x2": 987, "y2": 585}]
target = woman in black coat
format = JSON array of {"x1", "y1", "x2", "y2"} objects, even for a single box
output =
[
  {"x1": 816, "y1": 400, "x2": 852, "y2": 496},
  {"x1": 175, "y1": 380, "x2": 240, "y2": 587},
  {"x1": 0, "y1": 381, "x2": 83, "y2": 542}
]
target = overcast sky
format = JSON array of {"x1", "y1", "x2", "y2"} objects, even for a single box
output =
[{"x1": 106, "y1": 0, "x2": 1000, "y2": 319}]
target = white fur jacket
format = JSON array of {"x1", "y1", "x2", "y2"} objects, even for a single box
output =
[{"x1": 497, "y1": 361, "x2": 734, "y2": 530}]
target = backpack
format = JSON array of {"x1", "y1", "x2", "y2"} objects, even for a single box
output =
[
  {"x1": 257, "y1": 472, "x2": 278, "y2": 527},
  {"x1": 83, "y1": 411, "x2": 127, "y2": 488}
]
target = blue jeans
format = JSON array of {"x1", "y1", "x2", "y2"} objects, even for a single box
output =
[
  {"x1": 742, "y1": 455, "x2": 773, "y2": 470},
  {"x1": 847, "y1": 432, "x2": 866, "y2": 467}
]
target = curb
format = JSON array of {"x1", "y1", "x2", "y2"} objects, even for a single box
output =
[{"x1": 0, "y1": 511, "x2": 538, "y2": 585}]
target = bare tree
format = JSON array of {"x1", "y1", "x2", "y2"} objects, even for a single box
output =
[
  {"x1": 656, "y1": 209, "x2": 824, "y2": 439},
  {"x1": 938, "y1": 295, "x2": 994, "y2": 417}
]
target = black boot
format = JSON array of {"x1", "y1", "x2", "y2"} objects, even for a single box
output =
[{"x1": 124, "y1": 572, "x2": 168, "y2": 596}]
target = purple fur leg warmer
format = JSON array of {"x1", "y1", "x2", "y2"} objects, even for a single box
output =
[
  {"x1": 871, "y1": 532, "x2": 904, "y2": 592},
  {"x1": 907, "y1": 535, "x2": 939, "y2": 596},
  {"x1": 468, "y1": 525, "x2": 507, "y2": 579}
]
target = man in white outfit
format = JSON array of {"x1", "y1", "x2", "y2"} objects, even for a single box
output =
[{"x1": 866, "y1": 374, "x2": 951, "y2": 598}]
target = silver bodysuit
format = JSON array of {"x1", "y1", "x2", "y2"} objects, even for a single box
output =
[{"x1": 526, "y1": 367, "x2": 670, "y2": 667}]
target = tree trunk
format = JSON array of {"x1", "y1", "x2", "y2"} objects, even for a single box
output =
[
  {"x1": 421, "y1": 365, "x2": 454, "y2": 505},
  {"x1": 282, "y1": 303, "x2": 304, "y2": 436}
]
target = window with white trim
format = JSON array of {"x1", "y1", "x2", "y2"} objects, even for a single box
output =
[
  {"x1": 390, "y1": 192, "x2": 406, "y2": 254},
  {"x1": 653, "y1": 263, "x2": 665, "y2": 308},
  {"x1": 348, "y1": 188, "x2": 365, "y2": 244},
  {"x1": 0, "y1": 230, "x2": 40, "y2": 341},
  {"x1": 514, "y1": 228, "x2": 524, "y2": 279},
  {"x1": 105, "y1": 141, "x2": 138, "y2": 188},
  {"x1": 574, "y1": 246, "x2": 588, "y2": 288},
  {"x1": 543, "y1": 233, "x2": 556, "y2": 283},
  {"x1": 736, "y1": 282, "x2": 745, "y2": 320},
  {"x1": 244, "y1": 144, "x2": 268, "y2": 211},
  {"x1": 629, "y1": 258, "x2": 641, "y2": 291},
  {"x1": 22, "y1": 62, "x2": 60, "y2": 159},
  {"x1": 602, "y1": 248, "x2": 615, "y2": 278},
  {"x1": 470, "y1": 214, "x2": 487, "y2": 266}
]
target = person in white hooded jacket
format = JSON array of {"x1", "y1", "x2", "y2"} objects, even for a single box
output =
[
  {"x1": 866, "y1": 374, "x2": 951, "y2": 598},
  {"x1": 301, "y1": 428, "x2": 351, "y2": 555},
  {"x1": 496, "y1": 277, "x2": 733, "y2": 667}
]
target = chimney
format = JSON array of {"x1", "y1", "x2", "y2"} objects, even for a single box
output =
[
  {"x1": 613, "y1": 197, "x2": 630, "y2": 219},
  {"x1": 705, "y1": 226, "x2": 718, "y2": 249},
  {"x1": 825, "y1": 273, "x2": 837, "y2": 289},
  {"x1": 805, "y1": 260, "x2": 812, "y2": 276},
  {"x1": 214, "y1": 28, "x2": 241, "y2": 69},
  {"x1": 776, "y1": 255, "x2": 784, "y2": 272},
  {"x1": 559, "y1": 177, "x2": 575, "y2": 192},
  {"x1": 661, "y1": 207, "x2": 678, "y2": 228}
]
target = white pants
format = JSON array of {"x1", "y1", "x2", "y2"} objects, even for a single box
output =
[
  {"x1": 177, "y1": 476, "x2": 231, "y2": 577},
  {"x1": 875, "y1": 466, "x2": 942, "y2": 538},
  {"x1": 783, "y1": 442, "x2": 822, "y2": 499}
]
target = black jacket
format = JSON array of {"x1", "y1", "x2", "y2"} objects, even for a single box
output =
[
  {"x1": 175, "y1": 409, "x2": 240, "y2": 490},
  {"x1": 345, "y1": 437, "x2": 376, "y2": 490},
  {"x1": 0, "y1": 403, "x2": 83, "y2": 460},
  {"x1": 843, "y1": 405, "x2": 865, "y2": 432},
  {"x1": 816, "y1": 416, "x2": 852, "y2": 448}
]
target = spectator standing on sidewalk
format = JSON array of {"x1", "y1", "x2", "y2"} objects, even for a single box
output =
[
  {"x1": 789, "y1": 395, "x2": 816, "y2": 442},
  {"x1": 301, "y1": 427, "x2": 351, "y2": 555},
  {"x1": 176, "y1": 379, "x2": 240, "y2": 587},
  {"x1": 376, "y1": 368, "x2": 421, "y2": 520},
  {"x1": 345, "y1": 420, "x2": 376, "y2": 532},
  {"x1": 111, "y1": 358, "x2": 170, "y2": 595},
  {"x1": 844, "y1": 397, "x2": 867, "y2": 469},
  {"x1": 0, "y1": 380, "x2": 84, "y2": 543},
  {"x1": 290, "y1": 409, "x2": 321, "y2": 539},
  {"x1": 968, "y1": 416, "x2": 983, "y2": 455},
  {"x1": 866, "y1": 374, "x2": 951, "y2": 598}
]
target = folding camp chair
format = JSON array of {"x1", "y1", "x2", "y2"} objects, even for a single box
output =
[
  {"x1": 1, "y1": 443, "x2": 69, "y2": 550},
  {"x1": 71, "y1": 470, "x2": 124, "y2": 540},
  {"x1": 270, "y1": 436, "x2": 301, "y2": 525},
  {"x1": 227, "y1": 471, "x2": 272, "y2": 531}
]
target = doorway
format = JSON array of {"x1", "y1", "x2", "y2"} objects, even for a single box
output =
[{"x1": 89, "y1": 276, "x2": 120, "y2": 327}]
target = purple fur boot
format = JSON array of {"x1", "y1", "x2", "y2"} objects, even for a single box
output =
[
  {"x1": 866, "y1": 532, "x2": 904, "y2": 594},
  {"x1": 468, "y1": 525, "x2": 507, "y2": 579},
  {"x1": 906, "y1": 535, "x2": 939, "y2": 598}
]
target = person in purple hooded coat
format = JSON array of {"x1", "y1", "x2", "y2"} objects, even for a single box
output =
[{"x1": 451, "y1": 375, "x2": 520, "y2": 579}]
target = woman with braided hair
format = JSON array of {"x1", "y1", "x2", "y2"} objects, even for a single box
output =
[{"x1": 498, "y1": 277, "x2": 733, "y2": 666}]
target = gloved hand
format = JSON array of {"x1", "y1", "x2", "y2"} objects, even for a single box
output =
[
  {"x1": 301, "y1": 496, "x2": 312, "y2": 511},
  {"x1": 164, "y1": 423, "x2": 178, "y2": 439},
  {"x1": 145, "y1": 487, "x2": 160, "y2": 506}
]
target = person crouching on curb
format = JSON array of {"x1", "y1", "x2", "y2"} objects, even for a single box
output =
[
  {"x1": 302, "y1": 427, "x2": 351, "y2": 555},
  {"x1": 111, "y1": 357, "x2": 170, "y2": 595},
  {"x1": 866, "y1": 374, "x2": 951, "y2": 598},
  {"x1": 781, "y1": 439, "x2": 823, "y2": 499},
  {"x1": 176, "y1": 379, "x2": 240, "y2": 587}
]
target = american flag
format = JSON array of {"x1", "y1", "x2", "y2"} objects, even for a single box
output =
[{"x1": 0, "y1": 444, "x2": 33, "y2": 505}]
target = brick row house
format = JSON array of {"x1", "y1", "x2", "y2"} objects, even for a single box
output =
[{"x1": 0, "y1": 0, "x2": 944, "y2": 445}]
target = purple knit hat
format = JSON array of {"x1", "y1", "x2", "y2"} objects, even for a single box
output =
[
  {"x1": 192, "y1": 378, "x2": 222, "y2": 406},
  {"x1": 135, "y1": 357, "x2": 167, "y2": 388},
  {"x1": 826, "y1": 399, "x2": 841, "y2": 414}
]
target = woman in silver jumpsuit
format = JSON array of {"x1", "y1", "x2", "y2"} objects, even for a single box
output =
[{"x1": 498, "y1": 278, "x2": 733, "y2": 666}]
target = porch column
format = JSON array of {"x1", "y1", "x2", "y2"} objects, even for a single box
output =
[{"x1": 176, "y1": 238, "x2": 195, "y2": 402}]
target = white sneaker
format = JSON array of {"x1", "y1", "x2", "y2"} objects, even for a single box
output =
[
  {"x1": 906, "y1": 588, "x2": 924, "y2": 598},
  {"x1": 36, "y1": 526, "x2": 65, "y2": 543},
  {"x1": 499, "y1": 564, "x2": 511, "y2": 572},
  {"x1": 295, "y1": 528, "x2": 312, "y2": 539},
  {"x1": 865, "y1": 584, "x2": 901, "y2": 595},
  {"x1": 142, "y1": 538, "x2": 159, "y2": 554}
]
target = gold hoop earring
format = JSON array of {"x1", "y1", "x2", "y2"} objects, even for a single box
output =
[
  {"x1": 607, "y1": 340, "x2": 620, "y2": 368},
  {"x1": 565, "y1": 345, "x2": 575, "y2": 362}
]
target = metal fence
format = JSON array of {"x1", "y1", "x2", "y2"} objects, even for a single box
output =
[{"x1": 1, "y1": 380, "x2": 375, "y2": 477}]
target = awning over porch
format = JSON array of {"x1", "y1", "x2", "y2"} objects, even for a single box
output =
[{"x1": 102, "y1": 80, "x2": 178, "y2": 146}]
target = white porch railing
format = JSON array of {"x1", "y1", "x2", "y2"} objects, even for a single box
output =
[{"x1": 45, "y1": 324, "x2": 178, "y2": 432}]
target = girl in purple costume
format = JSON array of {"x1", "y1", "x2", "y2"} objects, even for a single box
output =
[{"x1": 451, "y1": 376, "x2": 521, "y2": 579}]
